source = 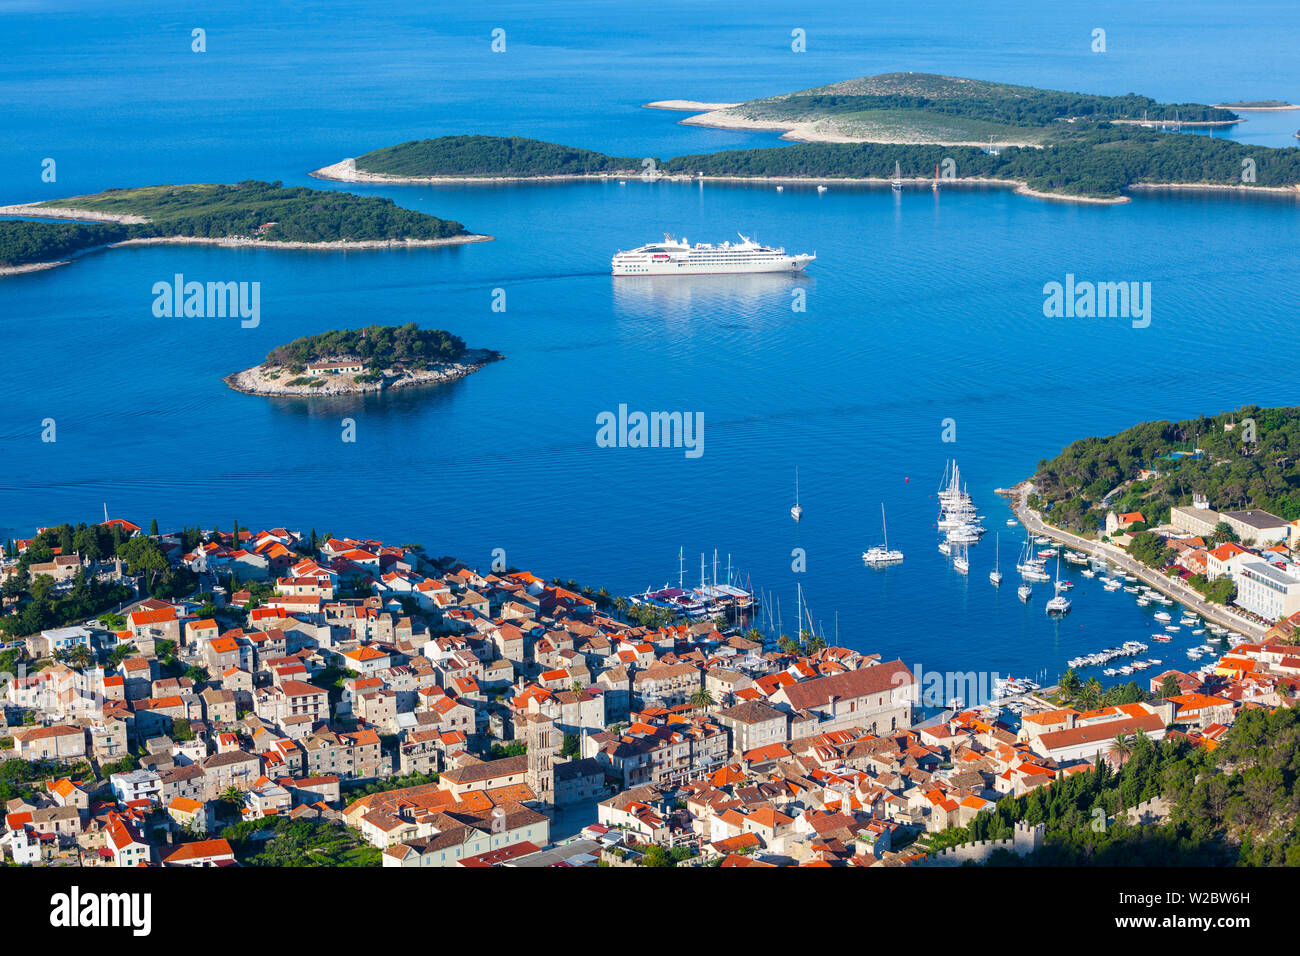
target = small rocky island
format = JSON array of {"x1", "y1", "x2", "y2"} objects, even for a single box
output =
[{"x1": 225, "y1": 323, "x2": 501, "y2": 397}]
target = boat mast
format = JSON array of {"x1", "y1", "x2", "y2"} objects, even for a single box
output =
[{"x1": 881, "y1": 502, "x2": 889, "y2": 551}]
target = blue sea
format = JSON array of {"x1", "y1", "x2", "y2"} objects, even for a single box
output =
[{"x1": 2, "y1": 0, "x2": 1299, "y2": 692}]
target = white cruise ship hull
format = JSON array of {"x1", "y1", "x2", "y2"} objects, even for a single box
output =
[{"x1": 612, "y1": 254, "x2": 814, "y2": 276}]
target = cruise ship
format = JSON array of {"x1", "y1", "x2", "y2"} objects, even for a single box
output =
[{"x1": 611, "y1": 234, "x2": 815, "y2": 276}]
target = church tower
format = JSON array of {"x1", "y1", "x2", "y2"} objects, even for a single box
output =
[{"x1": 522, "y1": 712, "x2": 558, "y2": 805}]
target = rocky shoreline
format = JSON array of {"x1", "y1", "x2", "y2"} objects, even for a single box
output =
[
  {"x1": 310, "y1": 157, "x2": 636, "y2": 185},
  {"x1": 223, "y1": 349, "x2": 503, "y2": 397}
]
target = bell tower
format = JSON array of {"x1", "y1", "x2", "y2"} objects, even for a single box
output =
[{"x1": 522, "y1": 712, "x2": 557, "y2": 805}]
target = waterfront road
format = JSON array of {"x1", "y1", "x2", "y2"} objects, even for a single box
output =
[{"x1": 1008, "y1": 484, "x2": 1268, "y2": 643}]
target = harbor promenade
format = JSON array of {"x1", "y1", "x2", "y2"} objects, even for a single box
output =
[{"x1": 1006, "y1": 483, "x2": 1268, "y2": 643}]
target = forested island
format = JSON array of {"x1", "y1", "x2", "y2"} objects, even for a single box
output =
[
  {"x1": 1028, "y1": 405, "x2": 1300, "y2": 534},
  {"x1": 657, "y1": 73, "x2": 1240, "y2": 146},
  {"x1": 319, "y1": 126, "x2": 1300, "y2": 200},
  {"x1": 320, "y1": 134, "x2": 643, "y2": 181},
  {"x1": 0, "y1": 180, "x2": 487, "y2": 274},
  {"x1": 224, "y1": 322, "x2": 502, "y2": 397}
]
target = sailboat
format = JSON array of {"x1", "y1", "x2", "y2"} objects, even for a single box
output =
[
  {"x1": 989, "y1": 533, "x2": 1003, "y2": 585},
  {"x1": 1018, "y1": 583, "x2": 1032, "y2": 602},
  {"x1": 932, "y1": 163, "x2": 940, "y2": 191},
  {"x1": 953, "y1": 540, "x2": 969, "y2": 574},
  {"x1": 891, "y1": 161, "x2": 903, "y2": 191},
  {"x1": 1045, "y1": 555, "x2": 1072, "y2": 614},
  {"x1": 863, "y1": 503, "x2": 904, "y2": 565},
  {"x1": 790, "y1": 468, "x2": 803, "y2": 522}
]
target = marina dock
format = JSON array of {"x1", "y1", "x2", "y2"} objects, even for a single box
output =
[{"x1": 1003, "y1": 482, "x2": 1268, "y2": 642}]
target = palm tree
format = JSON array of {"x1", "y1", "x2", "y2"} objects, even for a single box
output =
[
  {"x1": 1085, "y1": 677, "x2": 1103, "y2": 703},
  {"x1": 689, "y1": 687, "x2": 714, "y2": 711},
  {"x1": 1109, "y1": 733, "x2": 1132, "y2": 763},
  {"x1": 1058, "y1": 668, "x2": 1082, "y2": 699}
]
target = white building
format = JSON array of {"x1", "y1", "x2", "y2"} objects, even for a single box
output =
[
  {"x1": 1169, "y1": 504, "x2": 1220, "y2": 538},
  {"x1": 1235, "y1": 560, "x2": 1300, "y2": 623},
  {"x1": 110, "y1": 769, "x2": 162, "y2": 807},
  {"x1": 1221, "y1": 510, "x2": 1290, "y2": 546}
]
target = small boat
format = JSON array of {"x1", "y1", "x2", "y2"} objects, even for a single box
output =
[
  {"x1": 1192, "y1": 628, "x2": 1205, "y2": 635},
  {"x1": 817, "y1": 185, "x2": 828, "y2": 194},
  {"x1": 1152, "y1": 634, "x2": 1172, "y2": 642},
  {"x1": 891, "y1": 161, "x2": 903, "y2": 191},
  {"x1": 1037, "y1": 549, "x2": 1056, "y2": 559},
  {"x1": 1033, "y1": 536, "x2": 1050, "y2": 545},
  {"x1": 1056, "y1": 580, "x2": 1074, "y2": 592},
  {"x1": 791, "y1": 467, "x2": 803, "y2": 522},
  {"x1": 1018, "y1": 584, "x2": 1032, "y2": 602},
  {"x1": 1080, "y1": 568, "x2": 1097, "y2": 579},
  {"x1": 1137, "y1": 597, "x2": 1150, "y2": 606},
  {"x1": 938, "y1": 541, "x2": 951, "y2": 556},
  {"x1": 1165, "y1": 625, "x2": 1181, "y2": 632},
  {"x1": 1006, "y1": 518, "x2": 1018, "y2": 527},
  {"x1": 776, "y1": 186, "x2": 784, "y2": 192},
  {"x1": 1154, "y1": 611, "x2": 1172, "y2": 622}
]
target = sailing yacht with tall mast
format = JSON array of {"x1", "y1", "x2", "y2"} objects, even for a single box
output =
[
  {"x1": 891, "y1": 160, "x2": 903, "y2": 191},
  {"x1": 989, "y1": 533, "x2": 1003, "y2": 585},
  {"x1": 790, "y1": 467, "x2": 803, "y2": 522},
  {"x1": 953, "y1": 540, "x2": 969, "y2": 574},
  {"x1": 863, "y1": 503, "x2": 904, "y2": 565},
  {"x1": 1045, "y1": 555, "x2": 1072, "y2": 614}
]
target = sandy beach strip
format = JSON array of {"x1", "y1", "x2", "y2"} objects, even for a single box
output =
[
  {"x1": 0, "y1": 202, "x2": 151, "y2": 224},
  {"x1": 1126, "y1": 181, "x2": 1300, "y2": 197},
  {"x1": 110, "y1": 234, "x2": 493, "y2": 251},
  {"x1": 643, "y1": 100, "x2": 742, "y2": 111},
  {"x1": 664, "y1": 107, "x2": 1041, "y2": 147},
  {"x1": 310, "y1": 157, "x2": 637, "y2": 185},
  {"x1": 0, "y1": 260, "x2": 72, "y2": 277},
  {"x1": 1212, "y1": 103, "x2": 1300, "y2": 111},
  {"x1": 683, "y1": 173, "x2": 1129, "y2": 204},
  {"x1": 0, "y1": 229, "x2": 492, "y2": 278}
]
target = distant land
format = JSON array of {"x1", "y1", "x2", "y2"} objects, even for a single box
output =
[
  {"x1": 0, "y1": 181, "x2": 489, "y2": 276},
  {"x1": 1214, "y1": 100, "x2": 1300, "y2": 110},
  {"x1": 313, "y1": 134, "x2": 644, "y2": 184},
  {"x1": 647, "y1": 73, "x2": 1243, "y2": 146},
  {"x1": 312, "y1": 75, "x2": 1300, "y2": 201},
  {"x1": 317, "y1": 130, "x2": 1300, "y2": 202},
  {"x1": 1029, "y1": 404, "x2": 1300, "y2": 535},
  {"x1": 224, "y1": 322, "x2": 502, "y2": 398}
]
